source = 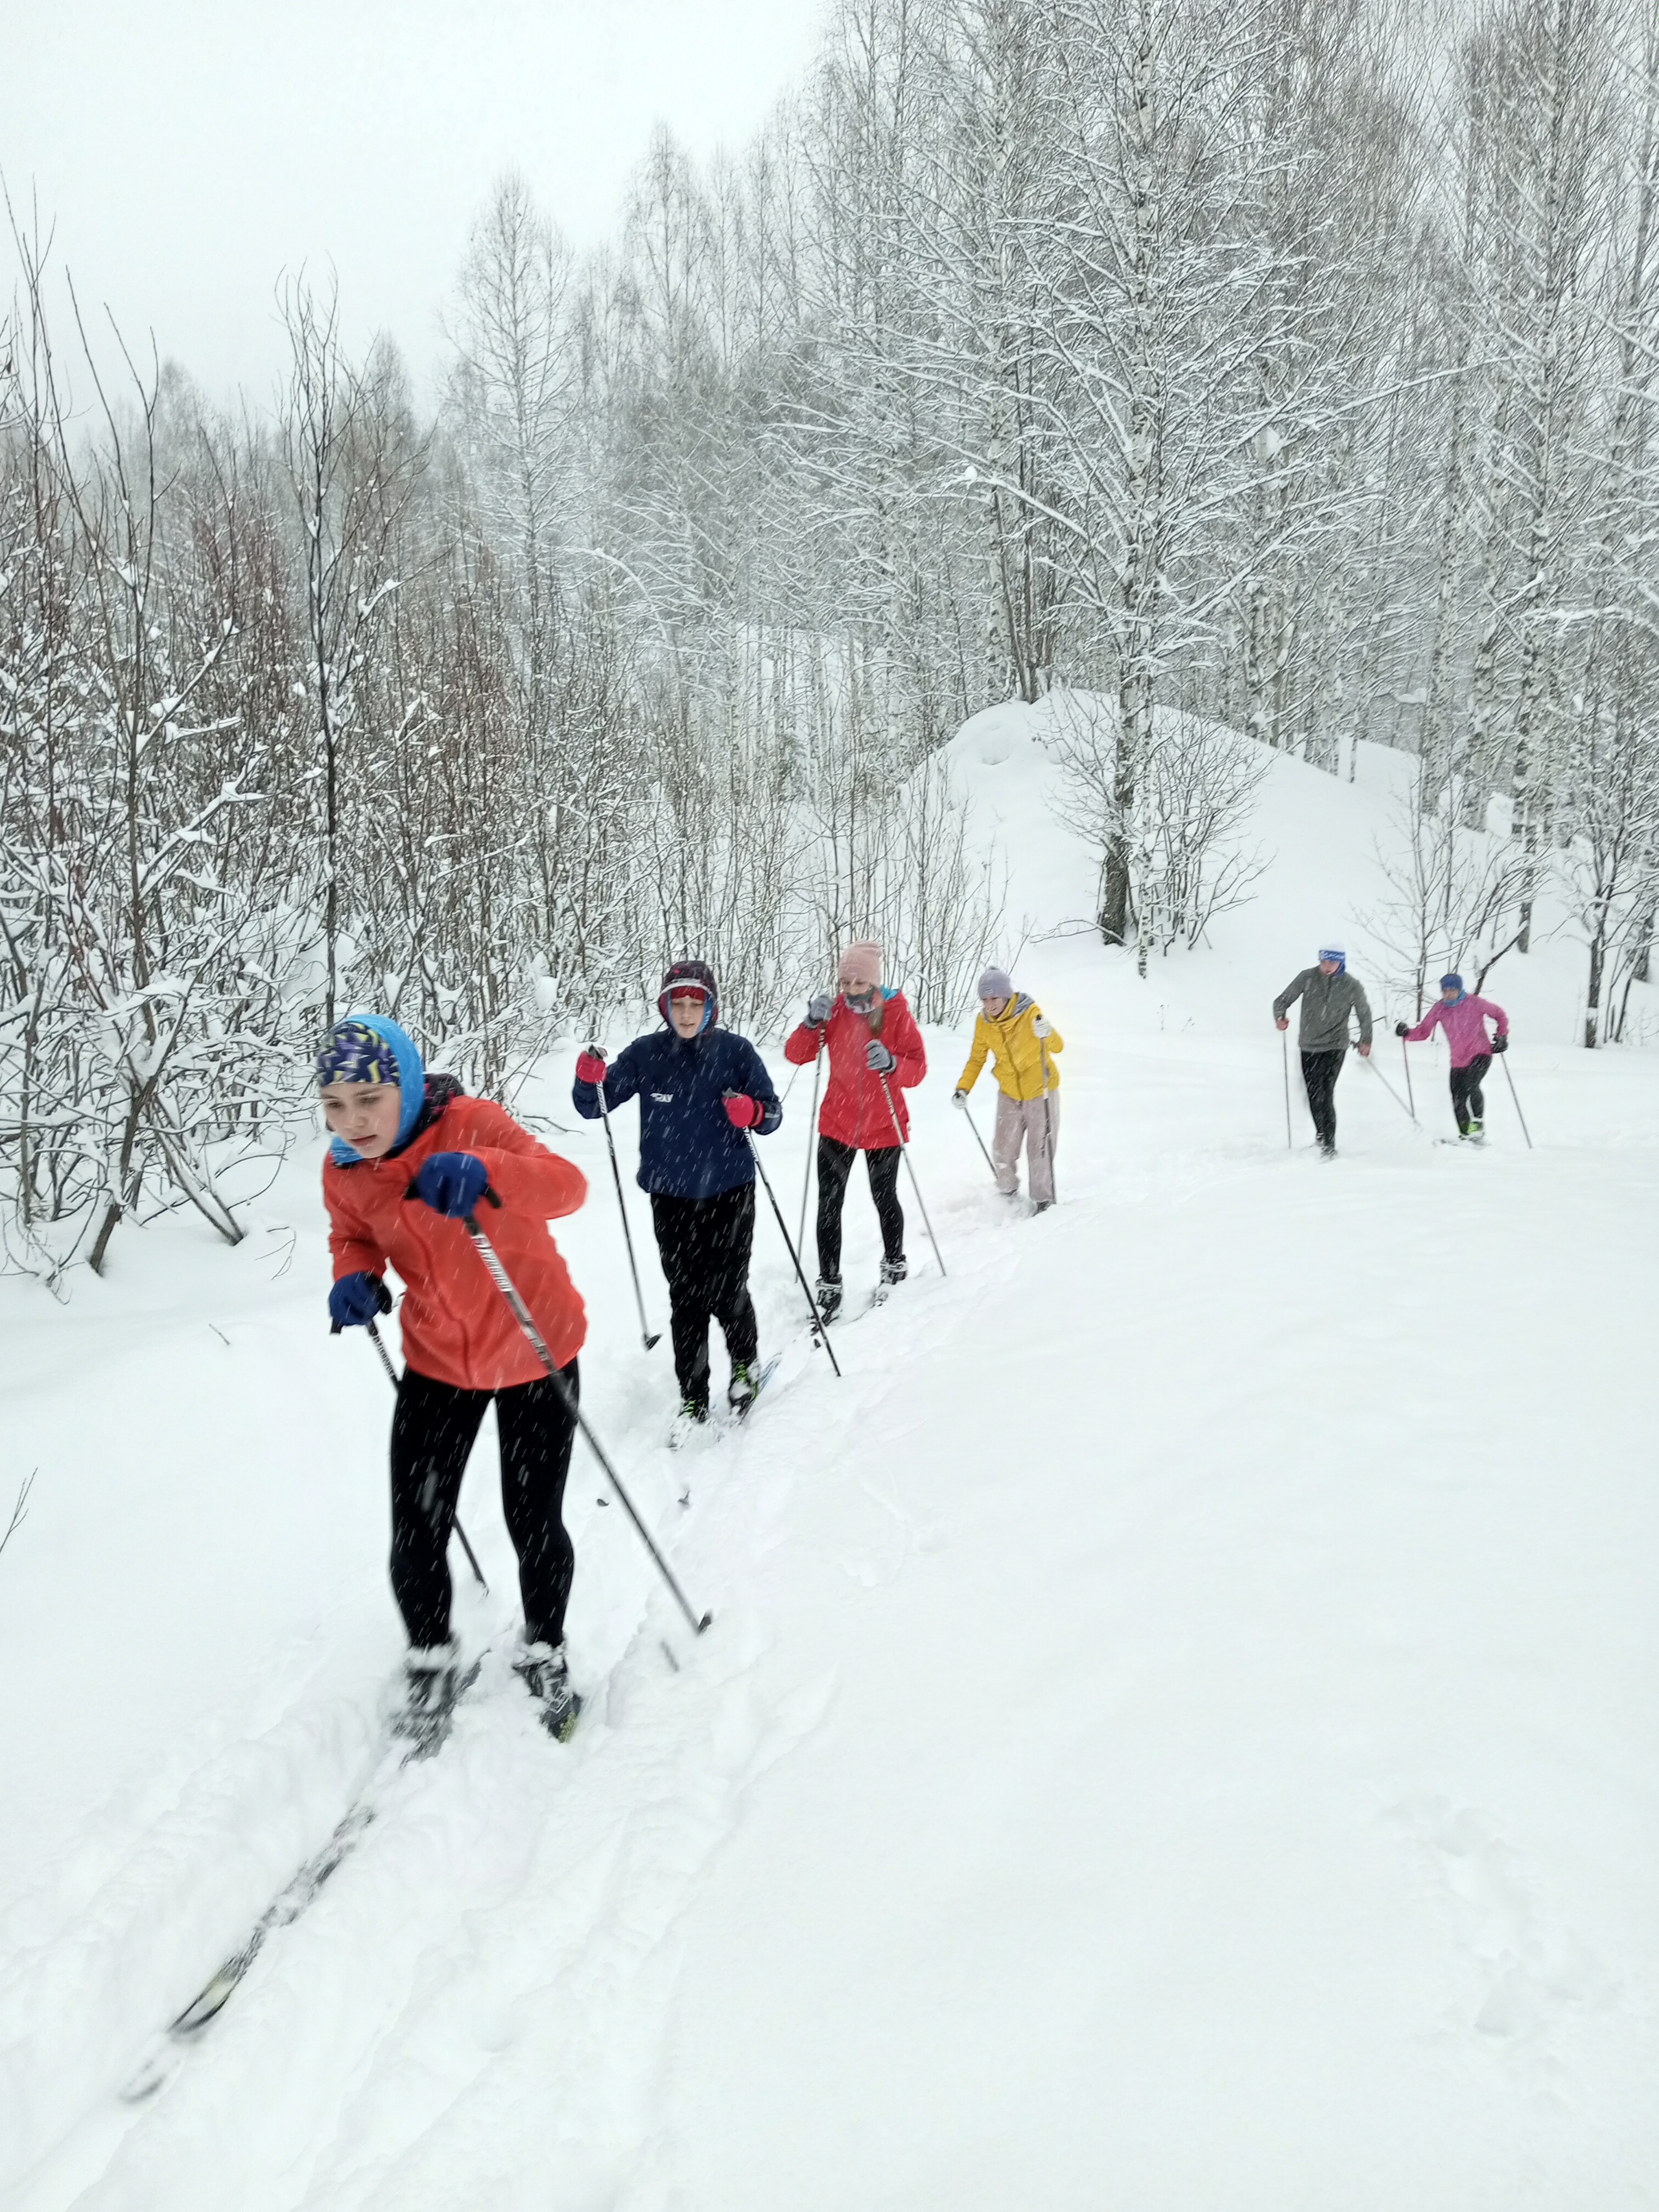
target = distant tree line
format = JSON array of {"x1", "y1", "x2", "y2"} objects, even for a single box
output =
[{"x1": 3, "y1": 0, "x2": 1655, "y2": 1274}]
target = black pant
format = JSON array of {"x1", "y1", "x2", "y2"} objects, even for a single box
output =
[
  {"x1": 815, "y1": 1134, "x2": 904, "y2": 1277},
  {"x1": 1451, "y1": 1054, "x2": 1491, "y2": 1132},
  {"x1": 1301, "y1": 1048, "x2": 1346, "y2": 1149},
  {"x1": 650, "y1": 1183, "x2": 758, "y2": 1409},
  {"x1": 390, "y1": 1362, "x2": 577, "y2": 1650}
]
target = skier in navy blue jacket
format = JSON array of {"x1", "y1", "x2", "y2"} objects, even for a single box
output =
[{"x1": 574, "y1": 960, "x2": 781, "y2": 1430}]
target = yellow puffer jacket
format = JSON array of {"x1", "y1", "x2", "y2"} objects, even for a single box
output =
[{"x1": 955, "y1": 994, "x2": 1063, "y2": 1102}]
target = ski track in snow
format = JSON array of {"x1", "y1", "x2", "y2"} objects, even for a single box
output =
[{"x1": 7, "y1": 711, "x2": 1659, "y2": 2207}]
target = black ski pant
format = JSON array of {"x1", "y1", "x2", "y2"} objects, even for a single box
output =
[
  {"x1": 815, "y1": 1134, "x2": 904, "y2": 1279},
  {"x1": 390, "y1": 1362, "x2": 577, "y2": 1651},
  {"x1": 649, "y1": 1182, "x2": 758, "y2": 1411},
  {"x1": 1300, "y1": 1047, "x2": 1347, "y2": 1150},
  {"x1": 1451, "y1": 1054, "x2": 1491, "y2": 1133}
]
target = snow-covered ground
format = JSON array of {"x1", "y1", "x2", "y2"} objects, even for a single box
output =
[{"x1": 5, "y1": 709, "x2": 1658, "y2": 2208}]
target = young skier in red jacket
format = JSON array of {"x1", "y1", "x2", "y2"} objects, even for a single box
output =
[
  {"x1": 784, "y1": 939, "x2": 926, "y2": 1319},
  {"x1": 318, "y1": 1015, "x2": 588, "y2": 1740}
]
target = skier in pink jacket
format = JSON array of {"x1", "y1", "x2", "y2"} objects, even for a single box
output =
[{"x1": 1394, "y1": 974, "x2": 1510, "y2": 1140}]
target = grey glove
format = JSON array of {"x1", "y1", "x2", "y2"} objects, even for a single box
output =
[
  {"x1": 806, "y1": 993, "x2": 834, "y2": 1027},
  {"x1": 867, "y1": 1039, "x2": 898, "y2": 1075},
  {"x1": 1032, "y1": 1015, "x2": 1053, "y2": 1038},
  {"x1": 952, "y1": 1088, "x2": 969, "y2": 1109}
]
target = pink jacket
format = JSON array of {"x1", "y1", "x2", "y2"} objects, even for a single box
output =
[{"x1": 1404, "y1": 993, "x2": 1508, "y2": 1067}]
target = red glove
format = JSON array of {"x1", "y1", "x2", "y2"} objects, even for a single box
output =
[
  {"x1": 575, "y1": 1048, "x2": 607, "y2": 1085},
  {"x1": 724, "y1": 1093, "x2": 764, "y2": 1129}
]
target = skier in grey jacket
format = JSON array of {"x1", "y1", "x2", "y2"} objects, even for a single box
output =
[{"x1": 1274, "y1": 947, "x2": 1372, "y2": 1157}]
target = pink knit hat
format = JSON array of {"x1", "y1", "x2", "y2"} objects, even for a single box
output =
[{"x1": 837, "y1": 939, "x2": 882, "y2": 987}]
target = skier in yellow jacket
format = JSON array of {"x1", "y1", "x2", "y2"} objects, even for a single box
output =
[{"x1": 953, "y1": 966, "x2": 1063, "y2": 1210}]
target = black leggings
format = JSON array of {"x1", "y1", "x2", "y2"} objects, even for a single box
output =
[
  {"x1": 815, "y1": 1134, "x2": 904, "y2": 1277},
  {"x1": 1300, "y1": 1048, "x2": 1346, "y2": 1148},
  {"x1": 1451, "y1": 1054, "x2": 1491, "y2": 1132},
  {"x1": 390, "y1": 1362, "x2": 577, "y2": 1650},
  {"x1": 650, "y1": 1182, "x2": 759, "y2": 1409}
]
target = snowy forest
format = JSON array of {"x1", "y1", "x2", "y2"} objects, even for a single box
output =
[{"x1": 3, "y1": 0, "x2": 1658, "y2": 1275}]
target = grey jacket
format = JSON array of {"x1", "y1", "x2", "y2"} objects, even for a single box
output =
[{"x1": 1274, "y1": 967, "x2": 1373, "y2": 1053}]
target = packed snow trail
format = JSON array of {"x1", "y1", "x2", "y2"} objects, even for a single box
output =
[{"x1": 5, "y1": 715, "x2": 1659, "y2": 2206}]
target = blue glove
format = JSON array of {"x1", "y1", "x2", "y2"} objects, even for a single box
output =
[
  {"x1": 867, "y1": 1040, "x2": 897, "y2": 1075},
  {"x1": 410, "y1": 1151, "x2": 491, "y2": 1218},
  {"x1": 330, "y1": 1271, "x2": 391, "y2": 1329}
]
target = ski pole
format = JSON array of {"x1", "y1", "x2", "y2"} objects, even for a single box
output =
[
  {"x1": 462, "y1": 1199, "x2": 711, "y2": 1634},
  {"x1": 1400, "y1": 1034, "x2": 1416, "y2": 1122},
  {"x1": 1037, "y1": 1033, "x2": 1058, "y2": 1205},
  {"x1": 1500, "y1": 1054, "x2": 1534, "y2": 1149},
  {"x1": 878, "y1": 1072, "x2": 946, "y2": 1276},
  {"x1": 589, "y1": 1045, "x2": 661, "y2": 1352},
  {"x1": 1363, "y1": 1050, "x2": 1419, "y2": 1126},
  {"x1": 349, "y1": 1319, "x2": 488, "y2": 1593},
  {"x1": 798, "y1": 1029, "x2": 825, "y2": 1257},
  {"x1": 740, "y1": 1124, "x2": 843, "y2": 1377},
  {"x1": 960, "y1": 1095, "x2": 998, "y2": 1179},
  {"x1": 365, "y1": 1316, "x2": 401, "y2": 1388},
  {"x1": 1281, "y1": 1029, "x2": 1293, "y2": 1149}
]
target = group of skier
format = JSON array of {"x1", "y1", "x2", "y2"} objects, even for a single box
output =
[
  {"x1": 317, "y1": 931, "x2": 1506, "y2": 1743},
  {"x1": 316, "y1": 948, "x2": 1062, "y2": 1742},
  {"x1": 1274, "y1": 944, "x2": 1510, "y2": 1157}
]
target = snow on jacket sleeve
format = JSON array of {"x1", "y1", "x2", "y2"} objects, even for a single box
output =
[
  {"x1": 573, "y1": 1037, "x2": 647, "y2": 1120},
  {"x1": 1274, "y1": 969, "x2": 1312, "y2": 1020},
  {"x1": 735, "y1": 1037, "x2": 783, "y2": 1134},
  {"x1": 784, "y1": 1020, "x2": 825, "y2": 1067},
  {"x1": 886, "y1": 996, "x2": 927, "y2": 1090},
  {"x1": 462, "y1": 1098, "x2": 588, "y2": 1220},
  {"x1": 955, "y1": 1015, "x2": 994, "y2": 1095},
  {"x1": 1403, "y1": 1003, "x2": 1446, "y2": 1045}
]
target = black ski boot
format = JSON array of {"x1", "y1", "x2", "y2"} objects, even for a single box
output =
[
  {"x1": 728, "y1": 1362, "x2": 760, "y2": 1417},
  {"x1": 668, "y1": 1395, "x2": 709, "y2": 1451},
  {"x1": 815, "y1": 1275, "x2": 843, "y2": 1323},
  {"x1": 394, "y1": 1640, "x2": 465, "y2": 1752},
  {"x1": 515, "y1": 1641, "x2": 582, "y2": 1742}
]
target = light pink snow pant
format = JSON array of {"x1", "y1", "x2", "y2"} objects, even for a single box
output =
[{"x1": 992, "y1": 1091, "x2": 1059, "y2": 1205}]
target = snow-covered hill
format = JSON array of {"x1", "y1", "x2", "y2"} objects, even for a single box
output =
[{"x1": 6, "y1": 711, "x2": 1659, "y2": 2208}]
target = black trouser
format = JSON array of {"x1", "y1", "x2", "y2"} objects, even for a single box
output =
[
  {"x1": 1300, "y1": 1047, "x2": 1347, "y2": 1149},
  {"x1": 815, "y1": 1134, "x2": 904, "y2": 1277},
  {"x1": 649, "y1": 1182, "x2": 758, "y2": 1410},
  {"x1": 1451, "y1": 1054, "x2": 1491, "y2": 1132},
  {"x1": 390, "y1": 1362, "x2": 578, "y2": 1651}
]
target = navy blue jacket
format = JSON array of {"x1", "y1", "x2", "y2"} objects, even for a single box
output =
[{"x1": 573, "y1": 1025, "x2": 782, "y2": 1199}]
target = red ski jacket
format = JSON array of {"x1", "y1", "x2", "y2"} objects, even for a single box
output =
[
  {"x1": 784, "y1": 990, "x2": 927, "y2": 1148},
  {"x1": 324, "y1": 1095, "x2": 588, "y2": 1390}
]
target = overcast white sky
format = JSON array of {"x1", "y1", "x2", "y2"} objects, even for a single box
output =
[{"x1": 3, "y1": 0, "x2": 827, "y2": 407}]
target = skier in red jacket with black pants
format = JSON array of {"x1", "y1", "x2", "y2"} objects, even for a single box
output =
[
  {"x1": 784, "y1": 939, "x2": 926, "y2": 1320},
  {"x1": 318, "y1": 1013, "x2": 588, "y2": 1740}
]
